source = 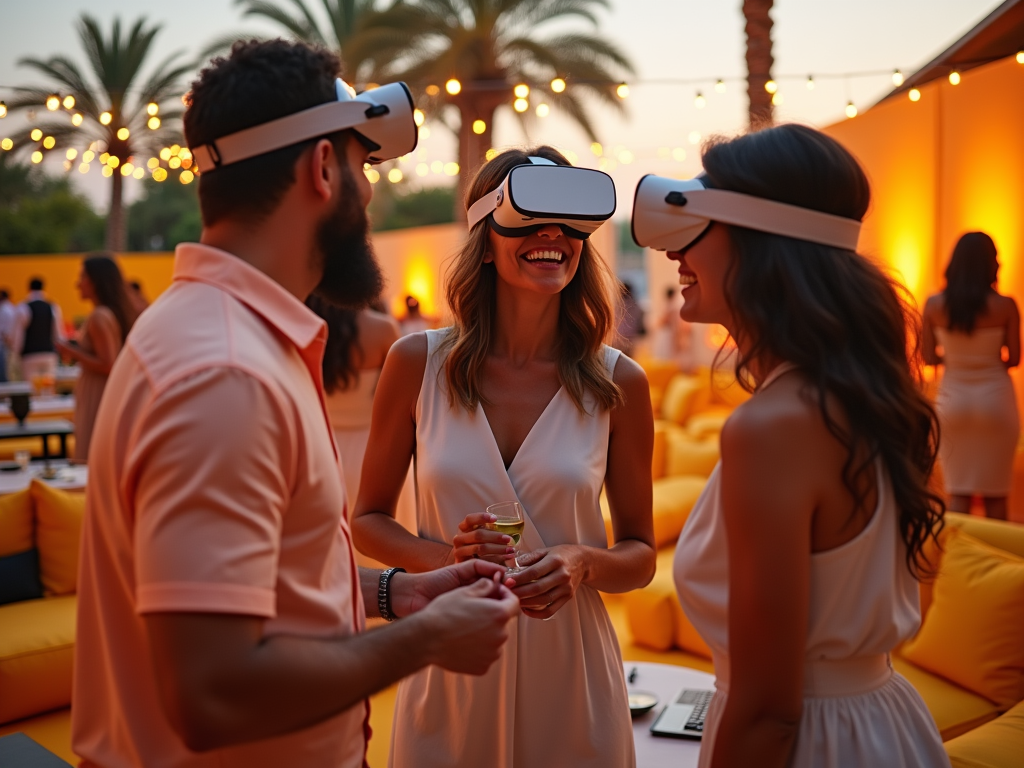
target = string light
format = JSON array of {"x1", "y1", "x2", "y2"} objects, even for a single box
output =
[
  {"x1": 1, "y1": 138, "x2": 12, "y2": 150},
  {"x1": 0, "y1": 101, "x2": 6, "y2": 118},
  {"x1": 694, "y1": 91, "x2": 705, "y2": 109},
  {"x1": 536, "y1": 103, "x2": 549, "y2": 117},
  {"x1": 169, "y1": 156, "x2": 181, "y2": 169},
  {"x1": 102, "y1": 165, "x2": 113, "y2": 177},
  {"x1": 363, "y1": 168, "x2": 380, "y2": 184},
  {"x1": 45, "y1": 94, "x2": 60, "y2": 111},
  {"x1": 82, "y1": 150, "x2": 94, "y2": 162},
  {"x1": 180, "y1": 170, "x2": 194, "y2": 184},
  {"x1": 146, "y1": 102, "x2": 159, "y2": 116},
  {"x1": 590, "y1": 142, "x2": 603, "y2": 156},
  {"x1": 472, "y1": 119, "x2": 486, "y2": 134},
  {"x1": 771, "y1": 92, "x2": 783, "y2": 106},
  {"x1": 117, "y1": 127, "x2": 130, "y2": 140},
  {"x1": 445, "y1": 78, "x2": 461, "y2": 95},
  {"x1": 170, "y1": 144, "x2": 181, "y2": 155},
  {"x1": 78, "y1": 163, "x2": 89, "y2": 173},
  {"x1": 513, "y1": 98, "x2": 529, "y2": 113},
  {"x1": 99, "y1": 152, "x2": 109, "y2": 164},
  {"x1": 948, "y1": 70, "x2": 961, "y2": 85},
  {"x1": 688, "y1": 130, "x2": 701, "y2": 145},
  {"x1": 416, "y1": 162, "x2": 429, "y2": 176},
  {"x1": 413, "y1": 108, "x2": 425, "y2": 126},
  {"x1": 616, "y1": 83, "x2": 629, "y2": 99},
  {"x1": 714, "y1": 79, "x2": 726, "y2": 93},
  {"x1": 1017, "y1": 51, "x2": 1024, "y2": 64},
  {"x1": 514, "y1": 83, "x2": 530, "y2": 98},
  {"x1": 71, "y1": 113, "x2": 83, "y2": 126},
  {"x1": 153, "y1": 167, "x2": 168, "y2": 182},
  {"x1": 672, "y1": 147, "x2": 686, "y2": 161},
  {"x1": 121, "y1": 163, "x2": 133, "y2": 176},
  {"x1": 425, "y1": 84, "x2": 440, "y2": 96},
  {"x1": 845, "y1": 101, "x2": 858, "y2": 118},
  {"x1": 551, "y1": 77, "x2": 566, "y2": 93},
  {"x1": 30, "y1": 128, "x2": 42, "y2": 141},
  {"x1": 106, "y1": 155, "x2": 119, "y2": 168},
  {"x1": 66, "y1": 148, "x2": 77, "y2": 160},
  {"x1": 148, "y1": 117, "x2": 161, "y2": 129},
  {"x1": 764, "y1": 79, "x2": 778, "y2": 94},
  {"x1": 806, "y1": 75, "x2": 815, "y2": 90},
  {"x1": 159, "y1": 147, "x2": 171, "y2": 161},
  {"x1": 62, "y1": 95, "x2": 75, "y2": 109},
  {"x1": 42, "y1": 136, "x2": 55, "y2": 149},
  {"x1": 147, "y1": 157, "x2": 159, "y2": 168},
  {"x1": 909, "y1": 88, "x2": 921, "y2": 102},
  {"x1": 31, "y1": 150, "x2": 43, "y2": 163},
  {"x1": 99, "y1": 111, "x2": 112, "y2": 125},
  {"x1": 444, "y1": 162, "x2": 459, "y2": 176},
  {"x1": 132, "y1": 166, "x2": 144, "y2": 179},
  {"x1": 431, "y1": 160, "x2": 443, "y2": 174},
  {"x1": 388, "y1": 168, "x2": 403, "y2": 183},
  {"x1": 892, "y1": 69, "x2": 904, "y2": 86}
]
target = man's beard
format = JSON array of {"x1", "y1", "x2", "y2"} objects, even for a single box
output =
[{"x1": 312, "y1": 164, "x2": 384, "y2": 308}]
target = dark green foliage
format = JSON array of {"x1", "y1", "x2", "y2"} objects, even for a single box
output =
[
  {"x1": 126, "y1": 178, "x2": 202, "y2": 251},
  {"x1": 369, "y1": 184, "x2": 455, "y2": 231},
  {"x1": 0, "y1": 156, "x2": 105, "y2": 254}
]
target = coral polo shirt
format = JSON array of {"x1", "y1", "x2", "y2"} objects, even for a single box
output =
[{"x1": 72, "y1": 243, "x2": 367, "y2": 768}]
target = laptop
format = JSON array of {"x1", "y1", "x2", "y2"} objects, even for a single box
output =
[{"x1": 650, "y1": 688, "x2": 715, "y2": 739}]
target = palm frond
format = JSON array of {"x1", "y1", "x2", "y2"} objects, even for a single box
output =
[
  {"x1": 235, "y1": 0, "x2": 324, "y2": 44},
  {"x1": 196, "y1": 32, "x2": 269, "y2": 62}
]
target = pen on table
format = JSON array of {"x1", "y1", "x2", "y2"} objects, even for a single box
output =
[{"x1": 628, "y1": 666, "x2": 637, "y2": 684}]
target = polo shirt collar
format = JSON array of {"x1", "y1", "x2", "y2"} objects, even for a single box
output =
[{"x1": 172, "y1": 243, "x2": 326, "y2": 352}]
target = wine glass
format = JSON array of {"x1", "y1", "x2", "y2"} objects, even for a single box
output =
[{"x1": 485, "y1": 501, "x2": 525, "y2": 573}]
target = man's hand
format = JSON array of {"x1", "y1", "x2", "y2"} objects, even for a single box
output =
[
  {"x1": 390, "y1": 559, "x2": 508, "y2": 618},
  {"x1": 418, "y1": 578, "x2": 520, "y2": 675}
]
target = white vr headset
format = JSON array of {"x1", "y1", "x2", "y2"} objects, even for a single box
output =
[
  {"x1": 631, "y1": 174, "x2": 862, "y2": 252},
  {"x1": 191, "y1": 78, "x2": 418, "y2": 174},
  {"x1": 467, "y1": 157, "x2": 616, "y2": 239}
]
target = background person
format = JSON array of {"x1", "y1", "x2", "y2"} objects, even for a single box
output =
[
  {"x1": 352, "y1": 146, "x2": 656, "y2": 768},
  {"x1": 72, "y1": 39, "x2": 519, "y2": 768},
  {"x1": 55, "y1": 254, "x2": 139, "y2": 462},
  {"x1": 667, "y1": 125, "x2": 949, "y2": 768},
  {"x1": 923, "y1": 232, "x2": 1020, "y2": 519},
  {"x1": 16, "y1": 276, "x2": 65, "y2": 384},
  {"x1": 128, "y1": 279, "x2": 151, "y2": 315},
  {"x1": 0, "y1": 289, "x2": 15, "y2": 382},
  {"x1": 398, "y1": 294, "x2": 430, "y2": 335}
]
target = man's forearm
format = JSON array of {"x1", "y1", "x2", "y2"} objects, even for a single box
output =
[{"x1": 359, "y1": 566, "x2": 383, "y2": 619}]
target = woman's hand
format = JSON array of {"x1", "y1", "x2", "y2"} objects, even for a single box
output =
[
  {"x1": 450, "y1": 512, "x2": 517, "y2": 564},
  {"x1": 54, "y1": 339, "x2": 79, "y2": 361},
  {"x1": 503, "y1": 545, "x2": 587, "y2": 619}
]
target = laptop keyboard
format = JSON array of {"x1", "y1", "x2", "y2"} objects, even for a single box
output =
[{"x1": 676, "y1": 689, "x2": 714, "y2": 732}]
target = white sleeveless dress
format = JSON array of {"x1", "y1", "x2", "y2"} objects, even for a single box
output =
[
  {"x1": 674, "y1": 365, "x2": 950, "y2": 768},
  {"x1": 389, "y1": 329, "x2": 635, "y2": 768},
  {"x1": 935, "y1": 326, "x2": 1019, "y2": 496}
]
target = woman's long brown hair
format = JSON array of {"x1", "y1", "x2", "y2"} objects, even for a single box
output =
[
  {"x1": 702, "y1": 124, "x2": 944, "y2": 578},
  {"x1": 438, "y1": 146, "x2": 623, "y2": 414}
]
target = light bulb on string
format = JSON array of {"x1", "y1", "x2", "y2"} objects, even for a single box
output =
[
  {"x1": 909, "y1": 88, "x2": 921, "y2": 102},
  {"x1": 30, "y1": 128, "x2": 42, "y2": 141},
  {"x1": 845, "y1": 101, "x2": 858, "y2": 118},
  {"x1": 536, "y1": 103, "x2": 549, "y2": 117},
  {"x1": 117, "y1": 127, "x2": 130, "y2": 140},
  {"x1": 694, "y1": 91, "x2": 705, "y2": 109},
  {"x1": 513, "y1": 83, "x2": 529, "y2": 98},
  {"x1": 1017, "y1": 51, "x2": 1024, "y2": 64},
  {"x1": 99, "y1": 111, "x2": 112, "y2": 125},
  {"x1": 148, "y1": 116, "x2": 161, "y2": 130},
  {"x1": 764, "y1": 79, "x2": 778, "y2": 94},
  {"x1": 46, "y1": 94, "x2": 60, "y2": 111},
  {"x1": 0, "y1": 102, "x2": 7, "y2": 118},
  {"x1": 616, "y1": 83, "x2": 629, "y2": 99},
  {"x1": 513, "y1": 98, "x2": 529, "y2": 113},
  {"x1": 771, "y1": 91, "x2": 783, "y2": 106},
  {"x1": 425, "y1": 84, "x2": 440, "y2": 96},
  {"x1": 445, "y1": 78, "x2": 461, "y2": 95},
  {"x1": 551, "y1": 77, "x2": 566, "y2": 93},
  {"x1": 806, "y1": 75, "x2": 815, "y2": 90},
  {"x1": 714, "y1": 79, "x2": 726, "y2": 94},
  {"x1": 892, "y1": 69, "x2": 904, "y2": 86},
  {"x1": 71, "y1": 113, "x2": 83, "y2": 126},
  {"x1": 146, "y1": 102, "x2": 159, "y2": 116},
  {"x1": 472, "y1": 119, "x2": 486, "y2": 134},
  {"x1": 63, "y1": 95, "x2": 75, "y2": 109},
  {"x1": 413, "y1": 109, "x2": 425, "y2": 126},
  {"x1": 948, "y1": 71, "x2": 960, "y2": 85}
]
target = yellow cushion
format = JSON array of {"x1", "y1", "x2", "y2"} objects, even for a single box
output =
[
  {"x1": 685, "y1": 408, "x2": 731, "y2": 440},
  {"x1": 652, "y1": 421, "x2": 670, "y2": 481},
  {"x1": 0, "y1": 489, "x2": 33, "y2": 557},
  {"x1": 671, "y1": 598, "x2": 713, "y2": 660},
  {"x1": 659, "y1": 375, "x2": 707, "y2": 425},
  {"x1": 601, "y1": 475, "x2": 707, "y2": 549},
  {"x1": 902, "y1": 528, "x2": 1024, "y2": 708},
  {"x1": 624, "y1": 550, "x2": 679, "y2": 652},
  {"x1": 29, "y1": 481, "x2": 85, "y2": 596},
  {"x1": 892, "y1": 655, "x2": 1002, "y2": 741},
  {"x1": 709, "y1": 367, "x2": 753, "y2": 408},
  {"x1": 0, "y1": 595, "x2": 76, "y2": 724},
  {"x1": 664, "y1": 429, "x2": 720, "y2": 478},
  {"x1": 638, "y1": 358, "x2": 682, "y2": 392},
  {"x1": 945, "y1": 698, "x2": 1024, "y2": 767}
]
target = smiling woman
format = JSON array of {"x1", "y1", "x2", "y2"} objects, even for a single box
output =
[{"x1": 351, "y1": 146, "x2": 657, "y2": 767}]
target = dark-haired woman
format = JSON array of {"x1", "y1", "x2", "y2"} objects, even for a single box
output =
[
  {"x1": 352, "y1": 147, "x2": 655, "y2": 767},
  {"x1": 56, "y1": 254, "x2": 138, "y2": 462},
  {"x1": 923, "y1": 232, "x2": 1020, "y2": 520},
  {"x1": 669, "y1": 125, "x2": 949, "y2": 767},
  {"x1": 305, "y1": 295, "x2": 415, "y2": 560}
]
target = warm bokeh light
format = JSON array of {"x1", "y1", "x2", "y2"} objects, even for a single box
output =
[
  {"x1": 30, "y1": 128, "x2": 43, "y2": 141},
  {"x1": 771, "y1": 92, "x2": 784, "y2": 106},
  {"x1": 31, "y1": 151, "x2": 43, "y2": 163},
  {"x1": 170, "y1": 144, "x2": 181, "y2": 155},
  {"x1": 672, "y1": 147, "x2": 686, "y2": 161},
  {"x1": 0, "y1": 138, "x2": 12, "y2": 151},
  {"x1": 133, "y1": 166, "x2": 144, "y2": 179},
  {"x1": 694, "y1": 92, "x2": 706, "y2": 109},
  {"x1": 388, "y1": 168, "x2": 403, "y2": 183},
  {"x1": 413, "y1": 108, "x2": 425, "y2": 126},
  {"x1": 365, "y1": 167, "x2": 380, "y2": 183},
  {"x1": 949, "y1": 70, "x2": 961, "y2": 85},
  {"x1": 65, "y1": 147, "x2": 77, "y2": 160},
  {"x1": 425, "y1": 84, "x2": 440, "y2": 96},
  {"x1": 551, "y1": 77, "x2": 566, "y2": 93},
  {"x1": 485, "y1": 148, "x2": 498, "y2": 161},
  {"x1": 514, "y1": 83, "x2": 530, "y2": 98},
  {"x1": 536, "y1": 103, "x2": 549, "y2": 117},
  {"x1": 147, "y1": 157, "x2": 159, "y2": 168},
  {"x1": 102, "y1": 165, "x2": 113, "y2": 177},
  {"x1": 159, "y1": 147, "x2": 171, "y2": 161},
  {"x1": 181, "y1": 157, "x2": 192, "y2": 169},
  {"x1": 909, "y1": 88, "x2": 922, "y2": 102},
  {"x1": 46, "y1": 94, "x2": 60, "y2": 111},
  {"x1": 148, "y1": 116, "x2": 161, "y2": 130},
  {"x1": 82, "y1": 150, "x2": 94, "y2": 162},
  {"x1": 444, "y1": 162, "x2": 459, "y2": 176},
  {"x1": 168, "y1": 156, "x2": 181, "y2": 169},
  {"x1": 1018, "y1": 51, "x2": 1024, "y2": 64},
  {"x1": 806, "y1": 75, "x2": 815, "y2": 90},
  {"x1": 416, "y1": 162, "x2": 429, "y2": 176},
  {"x1": 715, "y1": 79, "x2": 726, "y2": 93},
  {"x1": 431, "y1": 160, "x2": 443, "y2": 174},
  {"x1": 513, "y1": 98, "x2": 528, "y2": 113},
  {"x1": 472, "y1": 119, "x2": 486, "y2": 134},
  {"x1": 120, "y1": 163, "x2": 133, "y2": 176},
  {"x1": 153, "y1": 167, "x2": 168, "y2": 182},
  {"x1": 117, "y1": 127, "x2": 130, "y2": 140},
  {"x1": 845, "y1": 101, "x2": 858, "y2": 118},
  {"x1": 445, "y1": 78, "x2": 461, "y2": 95},
  {"x1": 180, "y1": 148, "x2": 192, "y2": 161},
  {"x1": 62, "y1": 95, "x2": 75, "y2": 109},
  {"x1": 180, "y1": 170, "x2": 194, "y2": 184},
  {"x1": 107, "y1": 156, "x2": 120, "y2": 168},
  {"x1": 764, "y1": 79, "x2": 778, "y2": 94},
  {"x1": 616, "y1": 83, "x2": 629, "y2": 99},
  {"x1": 78, "y1": 163, "x2": 89, "y2": 173},
  {"x1": 0, "y1": 101, "x2": 6, "y2": 118},
  {"x1": 618, "y1": 149, "x2": 634, "y2": 164},
  {"x1": 71, "y1": 113, "x2": 83, "y2": 126},
  {"x1": 42, "y1": 136, "x2": 55, "y2": 149},
  {"x1": 590, "y1": 142, "x2": 603, "y2": 156},
  {"x1": 892, "y1": 69, "x2": 904, "y2": 86},
  {"x1": 688, "y1": 130, "x2": 701, "y2": 145},
  {"x1": 400, "y1": 254, "x2": 437, "y2": 317},
  {"x1": 99, "y1": 152, "x2": 110, "y2": 164},
  {"x1": 99, "y1": 111, "x2": 112, "y2": 125},
  {"x1": 419, "y1": 125, "x2": 431, "y2": 139},
  {"x1": 147, "y1": 102, "x2": 159, "y2": 116}
]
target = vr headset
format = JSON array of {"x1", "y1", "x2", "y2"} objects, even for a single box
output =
[
  {"x1": 631, "y1": 174, "x2": 861, "y2": 252},
  {"x1": 191, "y1": 78, "x2": 418, "y2": 174},
  {"x1": 467, "y1": 157, "x2": 616, "y2": 240}
]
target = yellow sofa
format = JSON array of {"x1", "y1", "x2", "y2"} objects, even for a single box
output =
[{"x1": 0, "y1": 482, "x2": 83, "y2": 725}]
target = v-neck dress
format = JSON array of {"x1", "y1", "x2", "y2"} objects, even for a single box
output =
[{"x1": 389, "y1": 328, "x2": 635, "y2": 768}]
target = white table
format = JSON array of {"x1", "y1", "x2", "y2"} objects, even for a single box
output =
[
  {"x1": 0, "y1": 395, "x2": 75, "y2": 420},
  {"x1": 0, "y1": 460, "x2": 88, "y2": 495},
  {"x1": 625, "y1": 661, "x2": 715, "y2": 768}
]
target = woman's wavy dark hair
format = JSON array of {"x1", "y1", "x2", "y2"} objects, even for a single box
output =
[
  {"x1": 702, "y1": 124, "x2": 944, "y2": 578},
  {"x1": 306, "y1": 293, "x2": 360, "y2": 393},
  {"x1": 82, "y1": 254, "x2": 137, "y2": 342},
  {"x1": 943, "y1": 232, "x2": 998, "y2": 333}
]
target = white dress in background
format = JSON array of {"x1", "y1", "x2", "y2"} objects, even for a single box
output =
[
  {"x1": 326, "y1": 368, "x2": 415, "y2": 553},
  {"x1": 936, "y1": 326, "x2": 1019, "y2": 496},
  {"x1": 674, "y1": 365, "x2": 950, "y2": 768},
  {"x1": 389, "y1": 328, "x2": 635, "y2": 768}
]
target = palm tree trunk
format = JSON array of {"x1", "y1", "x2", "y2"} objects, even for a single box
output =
[
  {"x1": 105, "y1": 171, "x2": 126, "y2": 251},
  {"x1": 454, "y1": 91, "x2": 506, "y2": 221},
  {"x1": 743, "y1": 0, "x2": 775, "y2": 130}
]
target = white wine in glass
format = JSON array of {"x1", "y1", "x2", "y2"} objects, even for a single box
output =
[{"x1": 486, "y1": 500, "x2": 525, "y2": 572}]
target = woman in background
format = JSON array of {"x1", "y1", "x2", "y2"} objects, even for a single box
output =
[
  {"x1": 924, "y1": 232, "x2": 1020, "y2": 519},
  {"x1": 306, "y1": 295, "x2": 415, "y2": 554},
  {"x1": 56, "y1": 254, "x2": 138, "y2": 462}
]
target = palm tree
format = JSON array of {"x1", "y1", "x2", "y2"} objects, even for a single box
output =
[
  {"x1": 742, "y1": 0, "x2": 774, "y2": 129},
  {"x1": 376, "y1": 0, "x2": 635, "y2": 218},
  {"x1": 201, "y1": 0, "x2": 407, "y2": 86},
  {"x1": 4, "y1": 15, "x2": 191, "y2": 250}
]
